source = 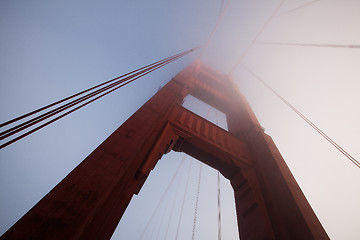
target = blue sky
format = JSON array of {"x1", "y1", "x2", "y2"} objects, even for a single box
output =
[{"x1": 1, "y1": 0, "x2": 360, "y2": 239}]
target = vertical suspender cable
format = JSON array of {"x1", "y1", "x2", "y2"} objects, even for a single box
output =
[
  {"x1": 138, "y1": 156, "x2": 187, "y2": 240},
  {"x1": 217, "y1": 171, "x2": 221, "y2": 240},
  {"x1": 217, "y1": 171, "x2": 222, "y2": 240},
  {"x1": 192, "y1": 163, "x2": 203, "y2": 240},
  {"x1": 163, "y1": 157, "x2": 187, "y2": 240},
  {"x1": 153, "y1": 183, "x2": 174, "y2": 240},
  {"x1": 215, "y1": 110, "x2": 222, "y2": 240},
  {"x1": 175, "y1": 159, "x2": 192, "y2": 240}
]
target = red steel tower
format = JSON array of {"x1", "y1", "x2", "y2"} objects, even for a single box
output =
[{"x1": 1, "y1": 62, "x2": 329, "y2": 239}]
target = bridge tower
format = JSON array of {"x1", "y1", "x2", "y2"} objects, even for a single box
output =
[{"x1": 1, "y1": 61, "x2": 329, "y2": 240}]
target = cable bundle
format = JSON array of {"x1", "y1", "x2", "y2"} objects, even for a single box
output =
[{"x1": 0, "y1": 47, "x2": 198, "y2": 149}]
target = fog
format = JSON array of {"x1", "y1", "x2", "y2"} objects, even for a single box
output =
[{"x1": 1, "y1": 0, "x2": 360, "y2": 239}]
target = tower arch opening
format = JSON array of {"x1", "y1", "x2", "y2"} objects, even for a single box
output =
[{"x1": 182, "y1": 95, "x2": 228, "y2": 131}]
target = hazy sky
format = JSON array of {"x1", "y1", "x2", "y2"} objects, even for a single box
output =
[{"x1": 1, "y1": 0, "x2": 360, "y2": 239}]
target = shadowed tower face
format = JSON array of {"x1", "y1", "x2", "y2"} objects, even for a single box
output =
[{"x1": 1, "y1": 61, "x2": 329, "y2": 240}]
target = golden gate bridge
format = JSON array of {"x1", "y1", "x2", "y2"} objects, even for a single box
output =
[{"x1": 1, "y1": 0, "x2": 360, "y2": 239}]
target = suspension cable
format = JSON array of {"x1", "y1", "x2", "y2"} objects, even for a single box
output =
[
  {"x1": 275, "y1": 0, "x2": 320, "y2": 17},
  {"x1": 175, "y1": 159, "x2": 193, "y2": 240},
  {"x1": 219, "y1": 0, "x2": 225, "y2": 17},
  {"x1": 215, "y1": 112, "x2": 222, "y2": 240},
  {"x1": 155, "y1": 172, "x2": 180, "y2": 240},
  {"x1": 198, "y1": 0, "x2": 232, "y2": 59},
  {"x1": 257, "y1": 41, "x2": 360, "y2": 49},
  {"x1": 241, "y1": 64, "x2": 360, "y2": 169},
  {"x1": 0, "y1": 57, "x2": 181, "y2": 149},
  {"x1": 217, "y1": 171, "x2": 222, "y2": 240},
  {"x1": 163, "y1": 157, "x2": 187, "y2": 240},
  {"x1": 228, "y1": 0, "x2": 286, "y2": 75},
  {"x1": 0, "y1": 48, "x2": 198, "y2": 149},
  {"x1": 139, "y1": 156, "x2": 187, "y2": 240},
  {"x1": 0, "y1": 57, "x2": 179, "y2": 148},
  {"x1": 0, "y1": 51, "x2": 188, "y2": 140},
  {"x1": 0, "y1": 49, "x2": 191, "y2": 128},
  {"x1": 191, "y1": 163, "x2": 203, "y2": 240}
]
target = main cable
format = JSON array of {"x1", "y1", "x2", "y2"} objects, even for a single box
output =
[
  {"x1": 228, "y1": 0, "x2": 286, "y2": 75},
  {"x1": 0, "y1": 48, "x2": 198, "y2": 149},
  {"x1": 0, "y1": 51, "x2": 189, "y2": 140},
  {"x1": 198, "y1": 0, "x2": 232, "y2": 60},
  {"x1": 0, "y1": 48, "x2": 197, "y2": 149},
  {"x1": 0, "y1": 53, "x2": 182, "y2": 142},
  {"x1": 257, "y1": 41, "x2": 360, "y2": 49},
  {"x1": 275, "y1": 0, "x2": 320, "y2": 18},
  {"x1": 242, "y1": 64, "x2": 360, "y2": 169},
  {"x1": 0, "y1": 49, "x2": 190, "y2": 128}
]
